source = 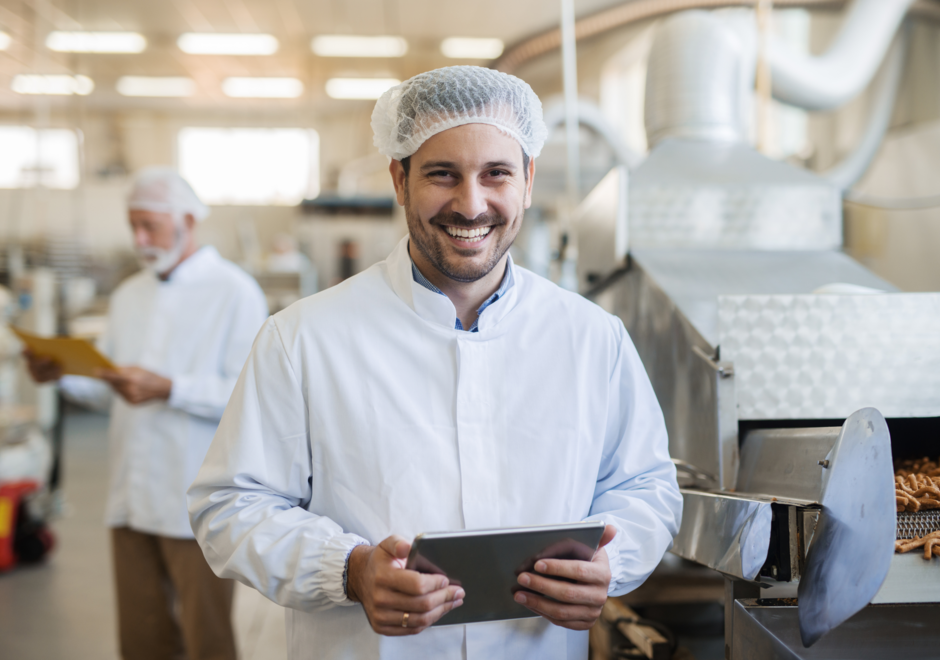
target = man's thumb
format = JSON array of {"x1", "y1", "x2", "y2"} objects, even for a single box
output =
[{"x1": 378, "y1": 535, "x2": 411, "y2": 561}]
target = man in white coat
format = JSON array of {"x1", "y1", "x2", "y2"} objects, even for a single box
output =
[
  {"x1": 188, "y1": 66, "x2": 682, "y2": 659},
  {"x1": 26, "y1": 168, "x2": 269, "y2": 660}
]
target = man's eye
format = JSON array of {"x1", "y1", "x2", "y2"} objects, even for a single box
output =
[
  {"x1": 488, "y1": 169, "x2": 509, "y2": 177},
  {"x1": 429, "y1": 170, "x2": 453, "y2": 178}
]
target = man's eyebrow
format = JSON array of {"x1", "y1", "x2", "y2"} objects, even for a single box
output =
[
  {"x1": 419, "y1": 160, "x2": 518, "y2": 171},
  {"x1": 420, "y1": 161, "x2": 457, "y2": 171}
]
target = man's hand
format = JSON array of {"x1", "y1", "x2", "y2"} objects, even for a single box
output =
[
  {"x1": 346, "y1": 535, "x2": 464, "y2": 636},
  {"x1": 23, "y1": 349, "x2": 63, "y2": 383},
  {"x1": 513, "y1": 524, "x2": 617, "y2": 630},
  {"x1": 99, "y1": 366, "x2": 172, "y2": 405}
]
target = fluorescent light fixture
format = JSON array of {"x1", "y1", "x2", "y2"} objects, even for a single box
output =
[
  {"x1": 222, "y1": 77, "x2": 303, "y2": 98},
  {"x1": 117, "y1": 76, "x2": 195, "y2": 97},
  {"x1": 46, "y1": 31, "x2": 146, "y2": 53},
  {"x1": 178, "y1": 33, "x2": 278, "y2": 55},
  {"x1": 311, "y1": 35, "x2": 407, "y2": 58},
  {"x1": 441, "y1": 37, "x2": 504, "y2": 59},
  {"x1": 0, "y1": 32, "x2": 11, "y2": 51},
  {"x1": 325, "y1": 78, "x2": 400, "y2": 100},
  {"x1": 12, "y1": 74, "x2": 94, "y2": 96}
]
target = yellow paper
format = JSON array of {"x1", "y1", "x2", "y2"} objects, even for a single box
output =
[{"x1": 9, "y1": 326, "x2": 116, "y2": 378}]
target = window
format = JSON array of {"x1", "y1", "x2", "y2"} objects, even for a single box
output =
[
  {"x1": 178, "y1": 128, "x2": 319, "y2": 205},
  {"x1": 0, "y1": 126, "x2": 80, "y2": 189}
]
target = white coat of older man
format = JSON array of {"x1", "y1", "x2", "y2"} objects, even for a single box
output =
[{"x1": 26, "y1": 168, "x2": 269, "y2": 660}]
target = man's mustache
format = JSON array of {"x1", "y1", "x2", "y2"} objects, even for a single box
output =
[{"x1": 429, "y1": 211, "x2": 506, "y2": 230}]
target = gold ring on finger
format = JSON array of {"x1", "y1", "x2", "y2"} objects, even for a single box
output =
[{"x1": 401, "y1": 612, "x2": 410, "y2": 628}]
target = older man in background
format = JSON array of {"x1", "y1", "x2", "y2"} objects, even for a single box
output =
[{"x1": 26, "y1": 168, "x2": 269, "y2": 660}]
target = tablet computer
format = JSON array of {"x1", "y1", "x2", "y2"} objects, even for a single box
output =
[{"x1": 405, "y1": 521, "x2": 606, "y2": 627}]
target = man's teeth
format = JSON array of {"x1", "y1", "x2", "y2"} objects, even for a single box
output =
[{"x1": 444, "y1": 226, "x2": 492, "y2": 242}]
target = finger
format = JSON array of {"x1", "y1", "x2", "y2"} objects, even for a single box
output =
[
  {"x1": 517, "y1": 572, "x2": 606, "y2": 606},
  {"x1": 531, "y1": 558, "x2": 609, "y2": 585},
  {"x1": 383, "y1": 568, "x2": 450, "y2": 596},
  {"x1": 378, "y1": 535, "x2": 411, "y2": 563},
  {"x1": 513, "y1": 590, "x2": 599, "y2": 626},
  {"x1": 372, "y1": 594, "x2": 465, "y2": 632},
  {"x1": 373, "y1": 585, "x2": 464, "y2": 615}
]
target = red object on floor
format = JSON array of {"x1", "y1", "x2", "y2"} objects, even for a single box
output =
[{"x1": 0, "y1": 480, "x2": 39, "y2": 572}]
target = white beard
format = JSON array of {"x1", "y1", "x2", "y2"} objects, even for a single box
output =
[{"x1": 136, "y1": 233, "x2": 186, "y2": 276}]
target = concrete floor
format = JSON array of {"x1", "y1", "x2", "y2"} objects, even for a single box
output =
[{"x1": 0, "y1": 409, "x2": 288, "y2": 660}]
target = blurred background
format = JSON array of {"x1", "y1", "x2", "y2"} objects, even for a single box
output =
[{"x1": 2, "y1": 0, "x2": 940, "y2": 658}]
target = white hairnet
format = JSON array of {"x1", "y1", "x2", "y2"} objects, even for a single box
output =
[
  {"x1": 371, "y1": 66, "x2": 548, "y2": 161},
  {"x1": 127, "y1": 167, "x2": 210, "y2": 222}
]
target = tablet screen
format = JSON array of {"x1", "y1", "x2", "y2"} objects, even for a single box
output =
[{"x1": 405, "y1": 521, "x2": 605, "y2": 626}]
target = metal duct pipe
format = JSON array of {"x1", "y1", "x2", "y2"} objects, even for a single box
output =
[
  {"x1": 769, "y1": 0, "x2": 916, "y2": 111},
  {"x1": 541, "y1": 98, "x2": 644, "y2": 169},
  {"x1": 822, "y1": 29, "x2": 908, "y2": 191},
  {"x1": 644, "y1": 11, "x2": 747, "y2": 147}
]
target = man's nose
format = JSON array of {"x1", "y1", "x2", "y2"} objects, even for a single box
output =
[
  {"x1": 451, "y1": 179, "x2": 489, "y2": 221},
  {"x1": 132, "y1": 228, "x2": 150, "y2": 247}
]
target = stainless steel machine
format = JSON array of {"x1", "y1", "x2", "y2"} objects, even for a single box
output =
[{"x1": 573, "y1": 5, "x2": 940, "y2": 656}]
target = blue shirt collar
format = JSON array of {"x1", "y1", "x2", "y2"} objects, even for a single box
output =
[{"x1": 408, "y1": 245, "x2": 515, "y2": 332}]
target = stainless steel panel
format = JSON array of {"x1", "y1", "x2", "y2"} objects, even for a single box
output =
[
  {"x1": 599, "y1": 262, "x2": 737, "y2": 489},
  {"x1": 737, "y1": 428, "x2": 840, "y2": 502},
  {"x1": 630, "y1": 249, "x2": 895, "y2": 347},
  {"x1": 798, "y1": 409, "x2": 896, "y2": 647},
  {"x1": 670, "y1": 490, "x2": 772, "y2": 581},
  {"x1": 871, "y1": 552, "x2": 940, "y2": 604},
  {"x1": 732, "y1": 600, "x2": 940, "y2": 659},
  {"x1": 720, "y1": 292, "x2": 940, "y2": 420},
  {"x1": 630, "y1": 140, "x2": 842, "y2": 251}
]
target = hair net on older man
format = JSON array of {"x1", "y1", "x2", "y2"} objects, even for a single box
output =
[
  {"x1": 127, "y1": 167, "x2": 210, "y2": 222},
  {"x1": 371, "y1": 66, "x2": 549, "y2": 161}
]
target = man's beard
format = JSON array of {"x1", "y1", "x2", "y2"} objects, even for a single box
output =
[
  {"x1": 136, "y1": 228, "x2": 186, "y2": 275},
  {"x1": 404, "y1": 189, "x2": 521, "y2": 284}
]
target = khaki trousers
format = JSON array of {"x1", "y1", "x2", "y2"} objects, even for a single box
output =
[{"x1": 111, "y1": 527, "x2": 237, "y2": 660}]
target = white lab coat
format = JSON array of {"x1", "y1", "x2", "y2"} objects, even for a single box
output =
[
  {"x1": 62, "y1": 246, "x2": 268, "y2": 538},
  {"x1": 188, "y1": 236, "x2": 682, "y2": 659}
]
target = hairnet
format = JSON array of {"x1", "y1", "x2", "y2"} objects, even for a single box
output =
[
  {"x1": 127, "y1": 168, "x2": 210, "y2": 222},
  {"x1": 371, "y1": 66, "x2": 548, "y2": 161}
]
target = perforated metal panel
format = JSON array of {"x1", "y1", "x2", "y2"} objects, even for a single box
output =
[{"x1": 719, "y1": 293, "x2": 940, "y2": 420}]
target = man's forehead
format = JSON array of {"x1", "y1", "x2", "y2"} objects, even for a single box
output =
[
  {"x1": 411, "y1": 123, "x2": 525, "y2": 167},
  {"x1": 129, "y1": 209, "x2": 174, "y2": 223}
]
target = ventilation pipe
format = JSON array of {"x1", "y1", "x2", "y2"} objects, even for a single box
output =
[{"x1": 769, "y1": 0, "x2": 917, "y2": 111}]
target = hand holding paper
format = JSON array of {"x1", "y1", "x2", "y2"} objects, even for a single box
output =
[{"x1": 98, "y1": 367, "x2": 172, "y2": 404}]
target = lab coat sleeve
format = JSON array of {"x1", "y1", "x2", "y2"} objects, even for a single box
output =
[
  {"x1": 187, "y1": 317, "x2": 369, "y2": 612},
  {"x1": 587, "y1": 320, "x2": 683, "y2": 597},
  {"x1": 167, "y1": 288, "x2": 268, "y2": 421},
  {"x1": 59, "y1": 375, "x2": 113, "y2": 413}
]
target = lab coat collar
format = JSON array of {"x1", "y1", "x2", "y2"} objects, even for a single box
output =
[
  {"x1": 161, "y1": 246, "x2": 221, "y2": 285},
  {"x1": 386, "y1": 235, "x2": 520, "y2": 334}
]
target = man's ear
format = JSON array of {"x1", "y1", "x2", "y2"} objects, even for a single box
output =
[
  {"x1": 183, "y1": 214, "x2": 197, "y2": 231},
  {"x1": 390, "y1": 160, "x2": 407, "y2": 206},
  {"x1": 523, "y1": 157, "x2": 536, "y2": 209}
]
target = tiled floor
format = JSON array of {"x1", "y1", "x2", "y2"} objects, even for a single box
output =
[{"x1": 0, "y1": 409, "x2": 288, "y2": 660}]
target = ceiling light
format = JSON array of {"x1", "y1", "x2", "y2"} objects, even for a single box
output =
[
  {"x1": 441, "y1": 37, "x2": 504, "y2": 59},
  {"x1": 46, "y1": 31, "x2": 146, "y2": 53},
  {"x1": 222, "y1": 77, "x2": 303, "y2": 98},
  {"x1": 312, "y1": 35, "x2": 407, "y2": 58},
  {"x1": 325, "y1": 78, "x2": 400, "y2": 100},
  {"x1": 12, "y1": 74, "x2": 94, "y2": 96},
  {"x1": 178, "y1": 33, "x2": 278, "y2": 55},
  {"x1": 117, "y1": 76, "x2": 195, "y2": 97},
  {"x1": 0, "y1": 32, "x2": 11, "y2": 51}
]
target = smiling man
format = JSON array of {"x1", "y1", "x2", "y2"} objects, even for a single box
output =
[{"x1": 188, "y1": 66, "x2": 682, "y2": 660}]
